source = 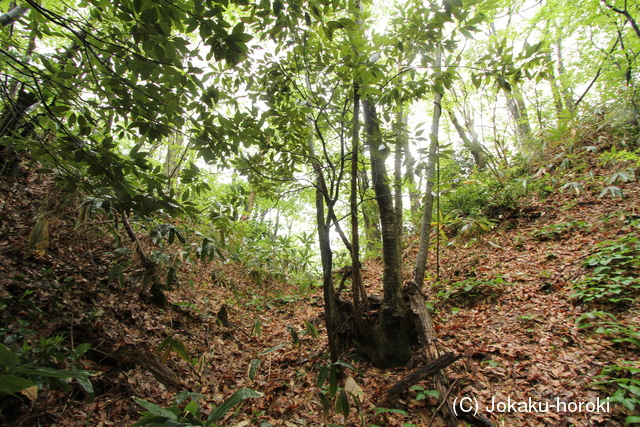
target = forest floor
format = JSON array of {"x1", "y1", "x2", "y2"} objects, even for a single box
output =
[{"x1": 0, "y1": 144, "x2": 639, "y2": 426}]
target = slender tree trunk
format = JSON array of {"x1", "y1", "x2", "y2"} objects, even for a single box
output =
[
  {"x1": 547, "y1": 50, "x2": 565, "y2": 119},
  {"x1": 506, "y1": 88, "x2": 532, "y2": 148},
  {"x1": 362, "y1": 99, "x2": 403, "y2": 311},
  {"x1": 350, "y1": 84, "x2": 369, "y2": 333},
  {"x1": 0, "y1": 5, "x2": 29, "y2": 27},
  {"x1": 516, "y1": 90, "x2": 532, "y2": 136},
  {"x1": 414, "y1": 46, "x2": 443, "y2": 288},
  {"x1": 308, "y1": 123, "x2": 341, "y2": 363},
  {"x1": 164, "y1": 132, "x2": 185, "y2": 191},
  {"x1": 121, "y1": 211, "x2": 167, "y2": 307},
  {"x1": 360, "y1": 172, "x2": 381, "y2": 251},
  {"x1": 394, "y1": 63, "x2": 406, "y2": 238},
  {"x1": 555, "y1": 35, "x2": 575, "y2": 114},
  {"x1": 241, "y1": 191, "x2": 257, "y2": 222}
]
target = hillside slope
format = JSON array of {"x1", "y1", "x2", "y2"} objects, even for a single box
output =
[{"x1": 0, "y1": 132, "x2": 639, "y2": 427}]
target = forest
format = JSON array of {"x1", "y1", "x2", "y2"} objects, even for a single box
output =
[{"x1": 0, "y1": 0, "x2": 639, "y2": 425}]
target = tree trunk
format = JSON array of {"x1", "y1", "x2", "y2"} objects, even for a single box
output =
[
  {"x1": 361, "y1": 98, "x2": 412, "y2": 368},
  {"x1": 546, "y1": 50, "x2": 565, "y2": 119},
  {"x1": 507, "y1": 88, "x2": 532, "y2": 148},
  {"x1": 240, "y1": 191, "x2": 257, "y2": 222},
  {"x1": 404, "y1": 281, "x2": 459, "y2": 427},
  {"x1": 414, "y1": 46, "x2": 443, "y2": 288},
  {"x1": 555, "y1": 35, "x2": 575, "y2": 114},
  {"x1": 360, "y1": 172, "x2": 382, "y2": 252},
  {"x1": 394, "y1": 65, "x2": 406, "y2": 238}
]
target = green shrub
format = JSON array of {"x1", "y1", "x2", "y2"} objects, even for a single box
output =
[
  {"x1": 441, "y1": 176, "x2": 525, "y2": 221},
  {"x1": 0, "y1": 342, "x2": 94, "y2": 401},
  {"x1": 572, "y1": 235, "x2": 640, "y2": 304},
  {"x1": 438, "y1": 276, "x2": 506, "y2": 304},
  {"x1": 530, "y1": 221, "x2": 588, "y2": 241}
]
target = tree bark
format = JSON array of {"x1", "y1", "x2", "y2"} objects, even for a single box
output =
[
  {"x1": 122, "y1": 211, "x2": 167, "y2": 307},
  {"x1": 0, "y1": 6, "x2": 29, "y2": 27},
  {"x1": 546, "y1": 49, "x2": 565, "y2": 119},
  {"x1": 360, "y1": 171, "x2": 381, "y2": 251},
  {"x1": 362, "y1": 99, "x2": 403, "y2": 312}
]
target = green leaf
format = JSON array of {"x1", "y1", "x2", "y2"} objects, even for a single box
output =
[
  {"x1": 317, "y1": 365, "x2": 329, "y2": 387},
  {"x1": 108, "y1": 264, "x2": 125, "y2": 288},
  {"x1": 75, "y1": 374, "x2": 95, "y2": 397},
  {"x1": 139, "y1": 7, "x2": 158, "y2": 24},
  {"x1": 13, "y1": 366, "x2": 83, "y2": 379},
  {"x1": 273, "y1": 0, "x2": 284, "y2": 16},
  {"x1": 287, "y1": 325, "x2": 300, "y2": 346},
  {"x1": 248, "y1": 359, "x2": 260, "y2": 381},
  {"x1": 171, "y1": 339, "x2": 191, "y2": 363},
  {"x1": 258, "y1": 344, "x2": 284, "y2": 355},
  {"x1": 0, "y1": 343, "x2": 19, "y2": 369},
  {"x1": 304, "y1": 321, "x2": 319, "y2": 338},
  {"x1": 134, "y1": 398, "x2": 179, "y2": 420},
  {"x1": 185, "y1": 400, "x2": 200, "y2": 416},
  {"x1": 317, "y1": 391, "x2": 331, "y2": 419},
  {"x1": 73, "y1": 343, "x2": 92, "y2": 359},
  {"x1": 329, "y1": 364, "x2": 338, "y2": 397},
  {"x1": 166, "y1": 267, "x2": 176, "y2": 290},
  {"x1": 207, "y1": 388, "x2": 261, "y2": 423},
  {"x1": 0, "y1": 375, "x2": 36, "y2": 396},
  {"x1": 336, "y1": 389, "x2": 350, "y2": 419}
]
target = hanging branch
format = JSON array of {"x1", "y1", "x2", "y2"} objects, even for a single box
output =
[
  {"x1": 603, "y1": 0, "x2": 640, "y2": 39},
  {"x1": 575, "y1": 37, "x2": 620, "y2": 107},
  {"x1": 121, "y1": 211, "x2": 167, "y2": 307},
  {"x1": 0, "y1": 5, "x2": 29, "y2": 27}
]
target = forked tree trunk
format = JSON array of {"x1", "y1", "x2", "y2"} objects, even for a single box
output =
[
  {"x1": 361, "y1": 98, "x2": 412, "y2": 368},
  {"x1": 448, "y1": 109, "x2": 486, "y2": 169}
]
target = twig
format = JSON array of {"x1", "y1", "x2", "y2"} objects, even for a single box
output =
[{"x1": 427, "y1": 378, "x2": 458, "y2": 427}]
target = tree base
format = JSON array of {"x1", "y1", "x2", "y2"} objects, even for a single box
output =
[{"x1": 334, "y1": 295, "x2": 414, "y2": 369}]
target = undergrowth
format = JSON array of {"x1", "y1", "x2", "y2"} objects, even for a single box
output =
[{"x1": 572, "y1": 233, "x2": 640, "y2": 305}]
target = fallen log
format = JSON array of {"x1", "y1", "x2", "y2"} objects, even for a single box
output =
[
  {"x1": 74, "y1": 326, "x2": 182, "y2": 391},
  {"x1": 378, "y1": 352, "x2": 461, "y2": 407},
  {"x1": 92, "y1": 340, "x2": 183, "y2": 391}
]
